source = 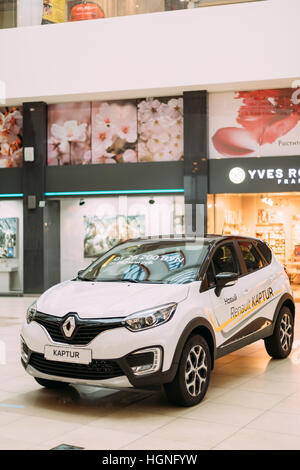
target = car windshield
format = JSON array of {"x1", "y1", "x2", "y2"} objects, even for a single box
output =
[{"x1": 78, "y1": 239, "x2": 211, "y2": 285}]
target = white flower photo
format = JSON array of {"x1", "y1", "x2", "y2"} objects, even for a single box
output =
[
  {"x1": 91, "y1": 101, "x2": 138, "y2": 164},
  {"x1": 47, "y1": 97, "x2": 184, "y2": 166},
  {"x1": 137, "y1": 97, "x2": 184, "y2": 162},
  {"x1": 47, "y1": 102, "x2": 91, "y2": 166}
]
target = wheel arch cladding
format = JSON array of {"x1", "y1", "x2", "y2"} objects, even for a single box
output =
[
  {"x1": 173, "y1": 318, "x2": 216, "y2": 372},
  {"x1": 273, "y1": 293, "x2": 295, "y2": 327},
  {"x1": 281, "y1": 298, "x2": 295, "y2": 320},
  {"x1": 187, "y1": 326, "x2": 215, "y2": 370}
]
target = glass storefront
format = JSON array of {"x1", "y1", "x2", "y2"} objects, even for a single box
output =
[
  {"x1": 207, "y1": 192, "x2": 300, "y2": 290},
  {"x1": 58, "y1": 194, "x2": 185, "y2": 282},
  {"x1": 0, "y1": 0, "x2": 264, "y2": 29}
]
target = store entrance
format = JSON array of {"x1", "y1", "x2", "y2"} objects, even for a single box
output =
[{"x1": 207, "y1": 192, "x2": 300, "y2": 292}]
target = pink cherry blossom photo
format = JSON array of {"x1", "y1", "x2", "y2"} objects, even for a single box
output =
[
  {"x1": 0, "y1": 107, "x2": 23, "y2": 168},
  {"x1": 91, "y1": 100, "x2": 138, "y2": 164},
  {"x1": 48, "y1": 102, "x2": 91, "y2": 166}
]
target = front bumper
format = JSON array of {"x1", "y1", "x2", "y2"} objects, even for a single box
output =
[
  {"x1": 21, "y1": 313, "x2": 183, "y2": 389},
  {"x1": 25, "y1": 363, "x2": 135, "y2": 390},
  {"x1": 21, "y1": 338, "x2": 177, "y2": 390}
]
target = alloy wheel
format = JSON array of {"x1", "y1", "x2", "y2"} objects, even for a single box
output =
[
  {"x1": 280, "y1": 313, "x2": 293, "y2": 352},
  {"x1": 185, "y1": 345, "x2": 208, "y2": 397}
]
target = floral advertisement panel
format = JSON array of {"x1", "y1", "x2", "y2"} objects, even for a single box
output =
[
  {"x1": 0, "y1": 107, "x2": 23, "y2": 168},
  {"x1": 0, "y1": 218, "x2": 18, "y2": 258},
  {"x1": 48, "y1": 97, "x2": 184, "y2": 165},
  {"x1": 48, "y1": 102, "x2": 91, "y2": 166},
  {"x1": 91, "y1": 100, "x2": 137, "y2": 164},
  {"x1": 209, "y1": 88, "x2": 300, "y2": 158},
  {"x1": 138, "y1": 97, "x2": 184, "y2": 162},
  {"x1": 84, "y1": 215, "x2": 145, "y2": 258}
]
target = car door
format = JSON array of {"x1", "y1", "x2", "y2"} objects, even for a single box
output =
[
  {"x1": 207, "y1": 241, "x2": 249, "y2": 347},
  {"x1": 237, "y1": 240, "x2": 277, "y2": 326}
]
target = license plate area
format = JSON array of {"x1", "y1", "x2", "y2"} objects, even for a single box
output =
[{"x1": 44, "y1": 345, "x2": 92, "y2": 365}]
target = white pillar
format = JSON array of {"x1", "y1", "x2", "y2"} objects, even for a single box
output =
[
  {"x1": 0, "y1": 340, "x2": 6, "y2": 365},
  {"x1": 17, "y1": 0, "x2": 44, "y2": 27}
]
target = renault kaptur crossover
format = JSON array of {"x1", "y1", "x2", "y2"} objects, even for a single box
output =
[{"x1": 21, "y1": 236, "x2": 295, "y2": 406}]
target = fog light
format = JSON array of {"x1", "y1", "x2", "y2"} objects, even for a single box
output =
[
  {"x1": 131, "y1": 348, "x2": 162, "y2": 376},
  {"x1": 20, "y1": 338, "x2": 29, "y2": 364}
]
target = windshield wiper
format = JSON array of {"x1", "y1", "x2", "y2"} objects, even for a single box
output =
[
  {"x1": 98, "y1": 279, "x2": 143, "y2": 284},
  {"x1": 94, "y1": 279, "x2": 165, "y2": 284},
  {"x1": 119, "y1": 279, "x2": 165, "y2": 284}
]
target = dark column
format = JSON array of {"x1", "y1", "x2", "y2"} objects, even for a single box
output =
[
  {"x1": 183, "y1": 91, "x2": 208, "y2": 235},
  {"x1": 22, "y1": 102, "x2": 47, "y2": 294},
  {"x1": 44, "y1": 200, "x2": 61, "y2": 290}
]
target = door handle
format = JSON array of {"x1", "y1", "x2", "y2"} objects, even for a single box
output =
[{"x1": 243, "y1": 289, "x2": 250, "y2": 295}]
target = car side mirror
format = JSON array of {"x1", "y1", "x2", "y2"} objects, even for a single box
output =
[
  {"x1": 215, "y1": 272, "x2": 238, "y2": 297},
  {"x1": 77, "y1": 269, "x2": 84, "y2": 278}
]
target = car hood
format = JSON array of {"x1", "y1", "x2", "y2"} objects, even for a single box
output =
[{"x1": 37, "y1": 280, "x2": 190, "y2": 319}]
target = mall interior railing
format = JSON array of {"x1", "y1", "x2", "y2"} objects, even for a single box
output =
[{"x1": 0, "y1": 0, "x2": 265, "y2": 30}]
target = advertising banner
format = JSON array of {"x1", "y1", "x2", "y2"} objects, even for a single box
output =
[
  {"x1": 0, "y1": 107, "x2": 23, "y2": 168},
  {"x1": 42, "y1": 0, "x2": 66, "y2": 24},
  {"x1": 47, "y1": 97, "x2": 183, "y2": 165},
  {"x1": 209, "y1": 88, "x2": 300, "y2": 159}
]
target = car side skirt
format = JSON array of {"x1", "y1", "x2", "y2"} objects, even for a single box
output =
[{"x1": 216, "y1": 319, "x2": 273, "y2": 359}]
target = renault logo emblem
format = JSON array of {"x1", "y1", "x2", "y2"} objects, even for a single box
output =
[{"x1": 62, "y1": 316, "x2": 76, "y2": 338}]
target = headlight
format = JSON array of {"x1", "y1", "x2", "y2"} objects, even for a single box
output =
[
  {"x1": 26, "y1": 301, "x2": 37, "y2": 324},
  {"x1": 124, "y1": 303, "x2": 177, "y2": 332}
]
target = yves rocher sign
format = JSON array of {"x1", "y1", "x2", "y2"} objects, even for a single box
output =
[{"x1": 209, "y1": 156, "x2": 300, "y2": 194}]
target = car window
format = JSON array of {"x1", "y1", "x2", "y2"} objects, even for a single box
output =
[
  {"x1": 212, "y1": 243, "x2": 240, "y2": 275},
  {"x1": 239, "y1": 241, "x2": 264, "y2": 273},
  {"x1": 256, "y1": 241, "x2": 272, "y2": 265}
]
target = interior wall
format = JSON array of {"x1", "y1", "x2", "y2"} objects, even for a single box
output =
[
  {"x1": 0, "y1": 199, "x2": 23, "y2": 292},
  {"x1": 59, "y1": 195, "x2": 184, "y2": 282},
  {"x1": 2, "y1": 0, "x2": 299, "y2": 103}
]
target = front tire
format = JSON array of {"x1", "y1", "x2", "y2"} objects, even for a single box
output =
[
  {"x1": 34, "y1": 377, "x2": 69, "y2": 389},
  {"x1": 265, "y1": 307, "x2": 294, "y2": 359},
  {"x1": 164, "y1": 335, "x2": 211, "y2": 407}
]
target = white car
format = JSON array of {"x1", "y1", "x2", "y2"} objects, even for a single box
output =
[{"x1": 21, "y1": 235, "x2": 295, "y2": 407}]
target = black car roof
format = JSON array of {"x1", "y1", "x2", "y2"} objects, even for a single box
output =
[{"x1": 124, "y1": 235, "x2": 262, "y2": 245}]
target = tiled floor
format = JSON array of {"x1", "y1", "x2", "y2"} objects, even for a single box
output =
[{"x1": 0, "y1": 297, "x2": 300, "y2": 450}]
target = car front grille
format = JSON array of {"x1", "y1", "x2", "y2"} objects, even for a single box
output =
[
  {"x1": 34, "y1": 312, "x2": 123, "y2": 345},
  {"x1": 29, "y1": 353, "x2": 124, "y2": 380}
]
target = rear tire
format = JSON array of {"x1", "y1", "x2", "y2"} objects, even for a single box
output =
[
  {"x1": 164, "y1": 334, "x2": 211, "y2": 407},
  {"x1": 34, "y1": 377, "x2": 69, "y2": 389},
  {"x1": 265, "y1": 307, "x2": 294, "y2": 359}
]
